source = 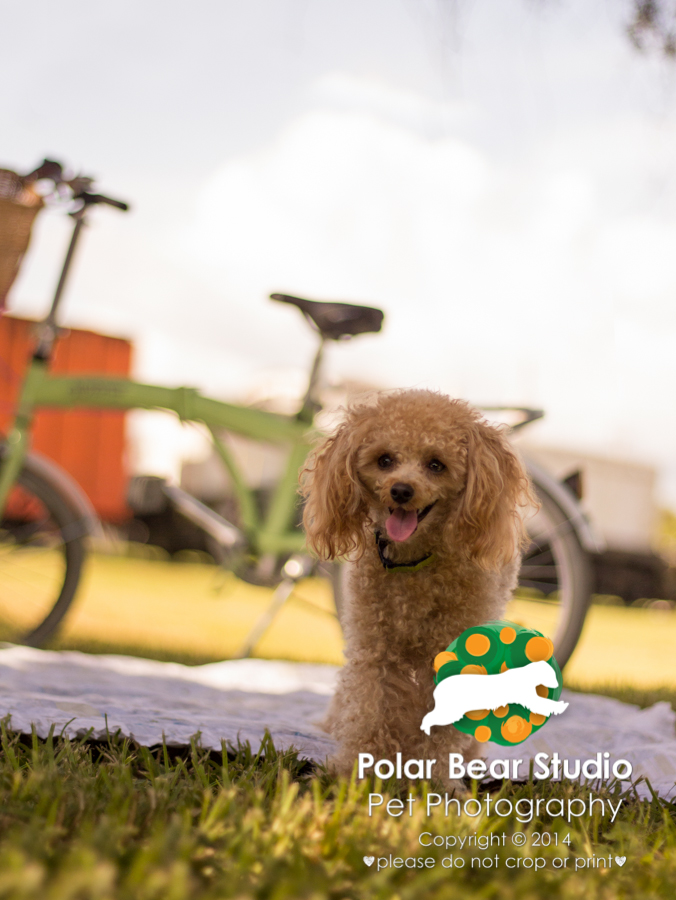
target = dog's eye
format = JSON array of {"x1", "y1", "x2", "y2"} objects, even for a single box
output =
[
  {"x1": 377, "y1": 454, "x2": 394, "y2": 469},
  {"x1": 428, "y1": 459, "x2": 445, "y2": 473}
]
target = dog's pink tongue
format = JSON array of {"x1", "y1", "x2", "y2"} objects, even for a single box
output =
[{"x1": 385, "y1": 508, "x2": 418, "y2": 542}]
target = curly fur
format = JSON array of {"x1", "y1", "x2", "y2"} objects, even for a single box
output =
[{"x1": 301, "y1": 390, "x2": 536, "y2": 787}]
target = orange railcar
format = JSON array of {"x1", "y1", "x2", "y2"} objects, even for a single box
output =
[{"x1": 0, "y1": 314, "x2": 132, "y2": 522}]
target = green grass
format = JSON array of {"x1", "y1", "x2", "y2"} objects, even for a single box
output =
[
  {"x1": 53, "y1": 552, "x2": 344, "y2": 665},
  {"x1": 4, "y1": 551, "x2": 676, "y2": 896},
  {"x1": 6, "y1": 538, "x2": 676, "y2": 684},
  {"x1": 0, "y1": 722, "x2": 674, "y2": 899},
  {"x1": 14, "y1": 551, "x2": 670, "y2": 690}
]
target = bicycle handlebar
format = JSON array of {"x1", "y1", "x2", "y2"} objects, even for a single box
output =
[
  {"x1": 24, "y1": 159, "x2": 65, "y2": 184},
  {"x1": 21, "y1": 159, "x2": 130, "y2": 213},
  {"x1": 74, "y1": 191, "x2": 129, "y2": 212}
]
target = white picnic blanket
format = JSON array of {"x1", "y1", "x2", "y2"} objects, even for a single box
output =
[{"x1": 0, "y1": 645, "x2": 673, "y2": 798}]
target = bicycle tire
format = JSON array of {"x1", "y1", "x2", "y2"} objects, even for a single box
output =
[
  {"x1": 328, "y1": 472, "x2": 593, "y2": 670},
  {"x1": 0, "y1": 463, "x2": 87, "y2": 646},
  {"x1": 517, "y1": 472, "x2": 593, "y2": 669}
]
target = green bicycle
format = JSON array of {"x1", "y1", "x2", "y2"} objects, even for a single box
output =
[{"x1": 0, "y1": 162, "x2": 598, "y2": 666}]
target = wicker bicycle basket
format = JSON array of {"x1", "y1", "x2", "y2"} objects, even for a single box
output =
[{"x1": 0, "y1": 168, "x2": 44, "y2": 308}]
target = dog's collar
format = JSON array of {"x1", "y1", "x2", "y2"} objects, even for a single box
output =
[{"x1": 374, "y1": 531, "x2": 437, "y2": 573}]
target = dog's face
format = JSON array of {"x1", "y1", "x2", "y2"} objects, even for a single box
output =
[
  {"x1": 301, "y1": 390, "x2": 533, "y2": 569},
  {"x1": 355, "y1": 418, "x2": 467, "y2": 546}
]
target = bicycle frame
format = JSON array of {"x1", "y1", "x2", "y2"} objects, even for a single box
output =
[
  {"x1": 0, "y1": 357, "x2": 315, "y2": 557},
  {"x1": 0, "y1": 166, "x2": 600, "y2": 665}
]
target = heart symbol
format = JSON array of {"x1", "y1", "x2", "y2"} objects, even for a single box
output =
[
  {"x1": 615, "y1": 856, "x2": 626, "y2": 867},
  {"x1": 363, "y1": 856, "x2": 375, "y2": 867}
]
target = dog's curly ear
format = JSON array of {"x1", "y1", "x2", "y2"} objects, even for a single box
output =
[
  {"x1": 453, "y1": 420, "x2": 535, "y2": 571},
  {"x1": 300, "y1": 417, "x2": 370, "y2": 560}
]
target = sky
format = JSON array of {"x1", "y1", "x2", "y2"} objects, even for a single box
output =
[{"x1": 4, "y1": 0, "x2": 676, "y2": 504}]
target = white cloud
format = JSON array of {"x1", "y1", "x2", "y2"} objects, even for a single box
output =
[
  {"x1": 310, "y1": 71, "x2": 475, "y2": 137},
  {"x1": 8, "y1": 0, "x2": 676, "y2": 506},
  {"x1": 173, "y1": 84, "x2": 676, "y2": 504}
]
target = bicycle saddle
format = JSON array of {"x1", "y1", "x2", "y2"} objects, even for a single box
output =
[{"x1": 270, "y1": 293, "x2": 384, "y2": 340}]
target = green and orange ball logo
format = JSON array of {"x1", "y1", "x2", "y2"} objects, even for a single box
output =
[{"x1": 433, "y1": 620, "x2": 562, "y2": 746}]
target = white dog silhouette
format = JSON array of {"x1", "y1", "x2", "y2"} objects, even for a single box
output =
[{"x1": 421, "y1": 659, "x2": 568, "y2": 735}]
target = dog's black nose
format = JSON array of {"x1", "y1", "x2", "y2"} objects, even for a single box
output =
[{"x1": 390, "y1": 482, "x2": 414, "y2": 505}]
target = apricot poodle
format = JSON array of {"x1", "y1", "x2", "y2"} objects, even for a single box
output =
[{"x1": 301, "y1": 390, "x2": 534, "y2": 786}]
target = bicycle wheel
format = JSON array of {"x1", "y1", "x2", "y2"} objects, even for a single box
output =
[
  {"x1": 508, "y1": 472, "x2": 593, "y2": 669},
  {"x1": 0, "y1": 464, "x2": 87, "y2": 646}
]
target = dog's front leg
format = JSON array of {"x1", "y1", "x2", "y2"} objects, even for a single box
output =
[
  {"x1": 327, "y1": 659, "x2": 430, "y2": 778},
  {"x1": 327, "y1": 660, "x2": 469, "y2": 796}
]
